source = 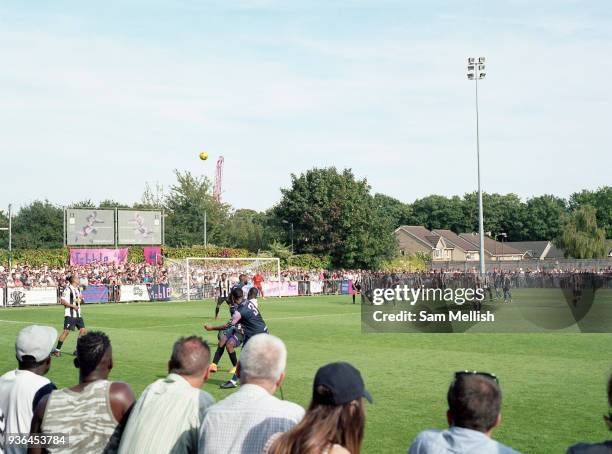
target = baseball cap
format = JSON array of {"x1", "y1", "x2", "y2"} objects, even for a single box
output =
[
  {"x1": 15, "y1": 325, "x2": 58, "y2": 362},
  {"x1": 313, "y1": 362, "x2": 373, "y2": 405}
]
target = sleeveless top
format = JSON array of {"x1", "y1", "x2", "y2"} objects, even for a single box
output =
[{"x1": 41, "y1": 380, "x2": 121, "y2": 454}]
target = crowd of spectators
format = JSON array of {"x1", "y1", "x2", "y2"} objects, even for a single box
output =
[
  {"x1": 1, "y1": 327, "x2": 610, "y2": 453},
  {"x1": 2, "y1": 262, "x2": 611, "y2": 294}
]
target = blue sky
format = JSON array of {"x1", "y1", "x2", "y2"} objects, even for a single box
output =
[{"x1": 1, "y1": 0, "x2": 610, "y2": 212}]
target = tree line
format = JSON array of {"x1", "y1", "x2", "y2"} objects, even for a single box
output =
[{"x1": 0, "y1": 168, "x2": 610, "y2": 268}]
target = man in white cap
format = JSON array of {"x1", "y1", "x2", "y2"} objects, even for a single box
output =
[{"x1": 0, "y1": 325, "x2": 58, "y2": 454}]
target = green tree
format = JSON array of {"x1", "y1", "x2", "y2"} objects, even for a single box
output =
[
  {"x1": 523, "y1": 195, "x2": 566, "y2": 241},
  {"x1": 70, "y1": 200, "x2": 95, "y2": 208},
  {"x1": 412, "y1": 195, "x2": 468, "y2": 232},
  {"x1": 164, "y1": 170, "x2": 230, "y2": 247},
  {"x1": 463, "y1": 192, "x2": 527, "y2": 240},
  {"x1": 272, "y1": 167, "x2": 396, "y2": 269},
  {"x1": 569, "y1": 187, "x2": 612, "y2": 238},
  {"x1": 12, "y1": 200, "x2": 64, "y2": 249},
  {"x1": 372, "y1": 193, "x2": 413, "y2": 230},
  {"x1": 556, "y1": 205, "x2": 607, "y2": 258},
  {"x1": 223, "y1": 209, "x2": 268, "y2": 252},
  {"x1": 99, "y1": 199, "x2": 129, "y2": 208}
]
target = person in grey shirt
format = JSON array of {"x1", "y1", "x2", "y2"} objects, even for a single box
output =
[
  {"x1": 118, "y1": 336, "x2": 215, "y2": 454},
  {"x1": 566, "y1": 373, "x2": 612, "y2": 454},
  {"x1": 408, "y1": 371, "x2": 519, "y2": 454},
  {"x1": 198, "y1": 334, "x2": 304, "y2": 454}
]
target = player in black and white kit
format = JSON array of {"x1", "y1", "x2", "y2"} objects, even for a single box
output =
[
  {"x1": 214, "y1": 273, "x2": 231, "y2": 319},
  {"x1": 52, "y1": 275, "x2": 86, "y2": 357}
]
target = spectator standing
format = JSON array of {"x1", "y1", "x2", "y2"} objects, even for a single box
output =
[
  {"x1": 198, "y1": 334, "x2": 304, "y2": 454},
  {"x1": 118, "y1": 336, "x2": 215, "y2": 454},
  {"x1": 408, "y1": 371, "x2": 518, "y2": 454},
  {"x1": 29, "y1": 332, "x2": 135, "y2": 454},
  {"x1": 264, "y1": 362, "x2": 371, "y2": 454},
  {"x1": 0, "y1": 326, "x2": 57, "y2": 454}
]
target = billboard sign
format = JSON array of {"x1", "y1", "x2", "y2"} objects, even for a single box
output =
[
  {"x1": 66, "y1": 209, "x2": 115, "y2": 245},
  {"x1": 118, "y1": 210, "x2": 162, "y2": 245}
]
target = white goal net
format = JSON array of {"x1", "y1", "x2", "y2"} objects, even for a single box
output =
[{"x1": 165, "y1": 257, "x2": 281, "y2": 301}]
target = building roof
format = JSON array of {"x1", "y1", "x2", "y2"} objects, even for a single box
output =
[
  {"x1": 433, "y1": 229, "x2": 479, "y2": 252},
  {"x1": 395, "y1": 226, "x2": 441, "y2": 249},
  {"x1": 458, "y1": 233, "x2": 524, "y2": 256},
  {"x1": 505, "y1": 241, "x2": 551, "y2": 259}
]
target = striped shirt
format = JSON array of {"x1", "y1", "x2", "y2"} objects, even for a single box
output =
[
  {"x1": 61, "y1": 285, "x2": 82, "y2": 318},
  {"x1": 118, "y1": 374, "x2": 215, "y2": 454},
  {"x1": 40, "y1": 380, "x2": 121, "y2": 454},
  {"x1": 198, "y1": 384, "x2": 304, "y2": 454}
]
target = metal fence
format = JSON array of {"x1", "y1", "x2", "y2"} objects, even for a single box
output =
[{"x1": 430, "y1": 258, "x2": 612, "y2": 272}]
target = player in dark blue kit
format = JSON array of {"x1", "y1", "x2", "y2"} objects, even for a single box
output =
[{"x1": 204, "y1": 287, "x2": 268, "y2": 389}]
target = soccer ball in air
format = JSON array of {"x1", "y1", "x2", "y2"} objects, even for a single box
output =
[{"x1": 199, "y1": 152, "x2": 209, "y2": 161}]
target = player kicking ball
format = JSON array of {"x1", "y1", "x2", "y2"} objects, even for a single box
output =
[
  {"x1": 208, "y1": 289, "x2": 243, "y2": 374},
  {"x1": 204, "y1": 287, "x2": 268, "y2": 389},
  {"x1": 52, "y1": 275, "x2": 86, "y2": 357}
]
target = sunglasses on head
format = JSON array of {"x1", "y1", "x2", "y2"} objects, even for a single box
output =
[{"x1": 454, "y1": 370, "x2": 499, "y2": 384}]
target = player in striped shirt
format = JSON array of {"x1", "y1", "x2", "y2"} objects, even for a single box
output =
[{"x1": 52, "y1": 275, "x2": 86, "y2": 357}]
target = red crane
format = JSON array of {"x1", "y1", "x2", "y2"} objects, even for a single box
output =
[{"x1": 213, "y1": 156, "x2": 224, "y2": 203}]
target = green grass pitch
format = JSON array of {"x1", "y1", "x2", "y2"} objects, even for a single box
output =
[{"x1": 1, "y1": 293, "x2": 611, "y2": 453}]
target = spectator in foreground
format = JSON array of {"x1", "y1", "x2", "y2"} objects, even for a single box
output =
[
  {"x1": 0, "y1": 326, "x2": 57, "y2": 454},
  {"x1": 118, "y1": 336, "x2": 215, "y2": 454},
  {"x1": 29, "y1": 332, "x2": 135, "y2": 454},
  {"x1": 408, "y1": 371, "x2": 519, "y2": 454},
  {"x1": 567, "y1": 373, "x2": 612, "y2": 453},
  {"x1": 198, "y1": 334, "x2": 304, "y2": 454},
  {"x1": 264, "y1": 362, "x2": 371, "y2": 454}
]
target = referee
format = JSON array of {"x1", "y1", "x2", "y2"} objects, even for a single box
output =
[{"x1": 52, "y1": 275, "x2": 86, "y2": 357}]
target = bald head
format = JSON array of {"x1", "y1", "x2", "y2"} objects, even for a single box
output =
[
  {"x1": 447, "y1": 374, "x2": 501, "y2": 433},
  {"x1": 168, "y1": 336, "x2": 210, "y2": 377}
]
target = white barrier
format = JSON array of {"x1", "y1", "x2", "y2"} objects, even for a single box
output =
[
  {"x1": 120, "y1": 285, "x2": 150, "y2": 302},
  {"x1": 310, "y1": 281, "x2": 323, "y2": 294},
  {"x1": 5, "y1": 287, "x2": 58, "y2": 306}
]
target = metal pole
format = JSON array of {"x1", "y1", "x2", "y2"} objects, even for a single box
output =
[
  {"x1": 8, "y1": 204, "x2": 12, "y2": 271},
  {"x1": 204, "y1": 211, "x2": 207, "y2": 248},
  {"x1": 475, "y1": 76, "x2": 485, "y2": 276},
  {"x1": 63, "y1": 206, "x2": 66, "y2": 247}
]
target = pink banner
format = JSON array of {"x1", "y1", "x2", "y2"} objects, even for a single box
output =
[
  {"x1": 69, "y1": 248, "x2": 128, "y2": 265},
  {"x1": 143, "y1": 246, "x2": 162, "y2": 265},
  {"x1": 262, "y1": 281, "x2": 299, "y2": 297}
]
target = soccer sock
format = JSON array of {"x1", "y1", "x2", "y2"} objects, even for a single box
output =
[
  {"x1": 56, "y1": 340, "x2": 63, "y2": 350},
  {"x1": 212, "y1": 347, "x2": 225, "y2": 365},
  {"x1": 228, "y1": 351, "x2": 237, "y2": 367}
]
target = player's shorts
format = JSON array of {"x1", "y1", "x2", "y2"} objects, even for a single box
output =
[
  {"x1": 219, "y1": 326, "x2": 243, "y2": 347},
  {"x1": 216, "y1": 296, "x2": 228, "y2": 306},
  {"x1": 64, "y1": 316, "x2": 85, "y2": 331}
]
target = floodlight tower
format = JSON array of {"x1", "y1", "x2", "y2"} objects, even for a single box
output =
[
  {"x1": 467, "y1": 57, "x2": 487, "y2": 275},
  {"x1": 213, "y1": 156, "x2": 224, "y2": 203}
]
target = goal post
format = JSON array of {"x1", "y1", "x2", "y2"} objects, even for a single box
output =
[{"x1": 165, "y1": 256, "x2": 281, "y2": 301}]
